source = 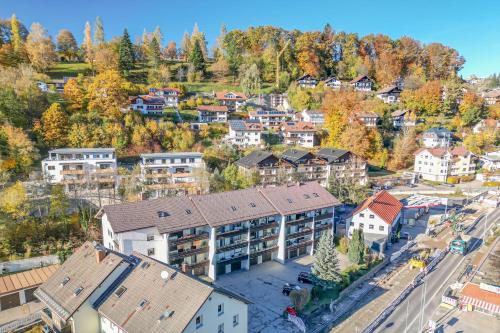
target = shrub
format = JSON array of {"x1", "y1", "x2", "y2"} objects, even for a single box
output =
[
  {"x1": 483, "y1": 181, "x2": 500, "y2": 187},
  {"x1": 186, "y1": 98, "x2": 197, "y2": 108},
  {"x1": 289, "y1": 288, "x2": 310, "y2": 311},
  {"x1": 337, "y1": 236, "x2": 349, "y2": 254},
  {"x1": 447, "y1": 176, "x2": 459, "y2": 184},
  {"x1": 459, "y1": 175, "x2": 475, "y2": 182}
]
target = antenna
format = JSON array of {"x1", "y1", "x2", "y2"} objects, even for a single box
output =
[{"x1": 160, "y1": 270, "x2": 169, "y2": 281}]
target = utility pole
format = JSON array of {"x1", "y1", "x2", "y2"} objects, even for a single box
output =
[{"x1": 276, "y1": 40, "x2": 291, "y2": 88}]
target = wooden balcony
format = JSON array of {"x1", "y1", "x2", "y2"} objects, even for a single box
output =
[
  {"x1": 144, "y1": 173, "x2": 170, "y2": 179},
  {"x1": 94, "y1": 168, "x2": 115, "y2": 174},
  {"x1": 187, "y1": 259, "x2": 209, "y2": 269},
  {"x1": 169, "y1": 232, "x2": 209, "y2": 245},
  {"x1": 169, "y1": 246, "x2": 208, "y2": 260},
  {"x1": 60, "y1": 169, "x2": 84, "y2": 175},
  {"x1": 250, "y1": 245, "x2": 278, "y2": 258},
  {"x1": 61, "y1": 178, "x2": 86, "y2": 184}
]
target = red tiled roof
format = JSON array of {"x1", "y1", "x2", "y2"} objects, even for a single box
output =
[
  {"x1": 414, "y1": 147, "x2": 471, "y2": 158},
  {"x1": 352, "y1": 190, "x2": 403, "y2": 225},
  {"x1": 281, "y1": 121, "x2": 316, "y2": 132},
  {"x1": 461, "y1": 282, "x2": 500, "y2": 307},
  {"x1": 215, "y1": 91, "x2": 248, "y2": 100},
  {"x1": 196, "y1": 105, "x2": 229, "y2": 112}
]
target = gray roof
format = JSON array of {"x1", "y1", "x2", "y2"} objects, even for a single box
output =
[
  {"x1": 377, "y1": 85, "x2": 401, "y2": 94},
  {"x1": 141, "y1": 152, "x2": 203, "y2": 159},
  {"x1": 98, "y1": 253, "x2": 214, "y2": 333},
  {"x1": 316, "y1": 148, "x2": 350, "y2": 164},
  {"x1": 49, "y1": 148, "x2": 116, "y2": 154},
  {"x1": 281, "y1": 149, "x2": 313, "y2": 163},
  {"x1": 102, "y1": 197, "x2": 207, "y2": 234},
  {"x1": 191, "y1": 188, "x2": 278, "y2": 227},
  {"x1": 34, "y1": 242, "x2": 127, "y2": 321},
  {"x1": 391, "y1": 109, "x2": 408, "y2": 117},
  {"x1": 228, "y1": 119, "x2": 262, "y2": 131},
  {"x1": 424, "y1": 127, "x2": 451, "y2": 134},
  {"x1": 260, "y1": 182, "x2": 340, "y2": 215},
  {"x1": 236, "y1": 151, "x2": 277, "y2": 168}
]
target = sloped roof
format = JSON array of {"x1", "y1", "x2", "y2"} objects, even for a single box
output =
[
  {"x1": 297, "y1": 74, "x2": 317, "y2": 81},
  {"x1": 356, "y1": 111, "x2": 380, "y2": 118},
  {"x1": 259, "y1": 182, "x2": 340, "y2": 215},
  {"x1": 352, "y1": 191, "x2": 403, "y2": 225},
  {"x1": 130, "y1": 95, "x2": 165, "y2": 105},
  {"x1": 196, "y1": 105, "x2": 229, "y2": 112},
  {"x1": 414, "y1": 147, "x2": 471, "y2": 158},
  {"x1": 483, "y1": 90, "x2": 500, "y2": 98},
  {"x1": 236, "y1": 150, "x2": 278, "y2": 168},
  {"x1": 377, "y1": 85, "x2": 401, "y2": 94},
  {"x1": 281, "y1": 149, "x2": 312, "y2": 163},
  {"x1": 281, "y1": 121, "x2": 316, "y2": 132},
  {"x1": 391, "y1": 109, "x2": 409, "y2": 117},
  {"x1": 316, "y1": 148, "x2": 351, "y2": 163},
  {"x1": 102, "y1": 196, "x2": 207, "y2": 234},
  {"x1": 350, "y1": 74, "x2": 371, "y2": 84},
  {"x1": 229, "y1": 120, "x2": 263, "y2": 131},
  {"x1": 0, "y1": 265, "x2": 59, "y2": 296},
  {"x1": 215, "y1": 91, "x2": 247, "y2": 100}
]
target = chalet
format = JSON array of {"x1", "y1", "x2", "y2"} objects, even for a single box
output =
[
  {"x1": 197, "y1": 105, "x2": 229, "y2": 123},
  {"x1": 350, "y1": 75, "x2": 373, "y2": 91},
  {"x1": 248, "y1": 108, "x2": 290, "y2": 129},
  {"x1": 280, "y1": 121, "x2": 316, "y2": 148},
  {"x1": 347, "y1": 191, "x2": 403, "y2": 252},
  {"x1": 236, "y1": 150, "x2": 294, "y2": 185},
  {"x1": 281, "y1": 149, "x2": 328, "y2": 186},
  {"x1": 376, "y1": 85, "x2": 402, "y2": 104},
  {"x1": 316, "y1": 148, "x2": 368, "y2": 186},
  {"x1": 353, "y1": 111, "x2": 379, "y2": 127},
  {"x1": 483, "y1": 89, "x2": 500, "y2": 105},
  {"x1": 226, "y1": 120, "x2": 263, "y2": 147},
  {"x1": 296, "y1": 74, "x2": 318, "y2": 89},
  {"x1": 323, "y1": 77, "x2": 342, "y2": 89},
  {"x1": 422, "y1": 127, "x2": 452, "y2": 148},
  {"x1": 391, "y1": 109, "x2": 416, "y2": 129},
  {"x1": 298, "y1": 109, "x2": 325, "y2": 126},
  {"x1": 215, "y1": 91, "x2": 248, "y2": 111},
  {"x1": 148, "y1": 87, "x2": 180, "y2": 107},
  {"x1": 129, "y1": 95, "x2": 165, "y2": 115},
  {"x1": 479, "y1": 151, "x2": 500, "y2": 172}
]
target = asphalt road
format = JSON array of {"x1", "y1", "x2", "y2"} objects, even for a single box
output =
[{"x1": 374, "y1": 207, "x2": 500, "y2": 333}]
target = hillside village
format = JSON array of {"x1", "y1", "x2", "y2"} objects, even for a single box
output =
[{"x1": 0, "y1": 12, "x2": 499, "y2": 333}]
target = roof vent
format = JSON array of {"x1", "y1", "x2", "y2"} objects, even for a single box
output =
[
  {"x1": 230, "y1": 206, "x2": 237, "y2": 212},
  {"x1": 185, "y1": 209, "x2": 192, "y2": 215},
  {"x1": 60, "y1": 276, "x2": 70, "y2": 287},
  {"x1": 137, "y1": 299, "x2": 148, "y2": 310},
  {"x1": 74, "y1": 286, "x2": 84, "y2": 296},
  {"x1": 303, "y1": 194, "x2": 310, "y2": 199},
  {"x1": 158, "y1": 310, "x2": 174, "y2": 322},
  {"x1": 141, "y1": 262, "x2": 151, "y2": 269},
  {"x1": 249, "y1": 202, "x2": 256, "y2": 208},
  {"x1": 287, "y1": 198, "x2": 293, "y2": 203},
  {"x1": 312, "y1": 192, "x2": 319, "y2": 198},
  {"x1": 160, "y1": 270, "x2": 169, "y2": 281},
  {"x1": 157, "y1": 211, "x2": 170, "y2": 218},
  {"x1": 170, "y1": 271, "x2": 177, "y2": 280}
]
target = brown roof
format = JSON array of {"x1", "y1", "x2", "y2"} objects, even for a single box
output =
[
  {"x1": 191, "y1": 188, "x2": 278, "y2": 227},
  {"x1": 350, "y1": 74, "x2": 371, "y2": 84},
  {"x1": 34, "y1": 242, "x2": 128, "y2": 321},
  {"x1": 356, "y1": 111, "x2": 380, "y2": 119},
  {"x1": 415, "y1": 147, "x2": 471, "y2": 158},
  {"x1": 196, "y1": 105, "x2": 229, "y2": 112},
  {"x1": 377, "y1": 85, "x2": 400, "y2": 94},
  {"x1": 0, "y1": 265, "x2": 59, "y2": 296},
  {"x1": 391, "y1": 109, "x2": 409, "y2": 117},
  {"x1": 215, "y1": 91, "x2": 248, "y2": 100},
  {"x1": 484, "y1": 90, "x2": 500, "y2": 98},
  {"x1": 98, "y1": 253, "x2": 214, "y2": 333},
  {"x1": 281, "y1": 121, "x2": 316, "y2": 132},
  {"x1": 461, "y1": 282, "x2": 500, "y2": 307},
  {"x1": 352, "y1": 191, "x2": 402, "y2": 225},
  {"x1": 259, "y1": 182, "x2": 340, "y2": 215},
  {"x1": 102, "y1": 196, "x2": 207, "y2": 234}
]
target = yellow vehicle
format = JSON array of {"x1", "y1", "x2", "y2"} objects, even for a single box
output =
[{"x1": 409, "y1": 250, "x2": 430, "y2": 270}]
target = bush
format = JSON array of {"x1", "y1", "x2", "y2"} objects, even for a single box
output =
[
  {"x1": 337, "y1": 237, "x2": 349, "y2": 254},
  {"x1": 460, "y1": 175, "x2": 475, "y2": 182},
  {"x1": 447, "y1": 176, "x2": 459, "y2": 184},
  {"x1": 483, "y1": 181, "x2": 500, "y2": 187},
  {"x1": 289, "y1": 288, "x2": 310, "y2": 311}
]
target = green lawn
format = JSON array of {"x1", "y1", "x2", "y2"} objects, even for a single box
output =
[{"x1": 47, "y1": 62, "x2": 91, "y2": 79}]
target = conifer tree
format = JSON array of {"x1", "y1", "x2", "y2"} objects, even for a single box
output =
[
  {"x1": 189, "y1": 39, "x2": 205, "y2": 72},
  {"x1": 94, "y1": 16, "x2": 105, "y2": 45},
  {"x1": 148, "y1": 37, "x2": 161, "y2": 69},
  {"x1": 10, "y1": 14, "x2": 22, "y2": 52},
  {"x1": 118, "y1": 29, "x2": 135, "y2": 73},
  {"x1": 312, "y1": 233, "x2": 341, "y2": 284},
  {"x1": 348, "y1": 228, "x2": 365, "y2": 264}
]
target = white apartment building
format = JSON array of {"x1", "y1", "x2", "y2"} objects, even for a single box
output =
[
  {"x1": 41, "y1": 148, "x2": 117, "y2": 191},
  {"x1": 140, "y1": 152, "x2": 205, "y2": 198},
  {"x1": 148, "y1": 87, "x2": 180, "y2": 107},
  {"x1": 35, "y1": 242, "x2": 249, "y2": 333},
  {"x1": 280, "y1": 121, "x2": 316, "y2": 148},
  {"x1": 100, "y1": 182, "x2": 340, "y2": 281},
  {"x1": 248, "y1": 108, "x2": 291, "y2": 129},
  {"x1": 197, "y1": 105, "x2": 228, "y2": 123},
  {"x1": 480, "y1": 151, "x2": 500, "y2": 171},
  {"x1": 298, "y1": 109, "x2": 325, "y2": 126},
  {"x1": 422, "y1": 127, "x2": 452, "y2": 148},
  {"x1": 226, "y1": 120, "x2": 263, "y2": 147},
  {"x1": 414, "y1": 147, "x2": 476, "y2": 182}
]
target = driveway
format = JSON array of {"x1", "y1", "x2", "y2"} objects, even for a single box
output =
[{"x1": 215, "y1": 256, "x2": 315, "y2": 333}]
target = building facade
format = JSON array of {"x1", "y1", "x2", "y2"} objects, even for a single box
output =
[
  {"x1": 323, "y1": 77, "x2": 342, "y2": 89},
  {"x1": 391, "y1": 109, "x2": 416, "y2": 129},
  {"x1": 296, "y1": 74, "x2": 318, "y2": 89},
  {"x1": 298, "y1": 109, "x2": 325, "y2": 126},
  {"x1": 350, "y1": 75, "x2": 373, "y2": 91},
  {"x1": 197, "y1": 105, "x2": 229, "y2": 123},
  {"x1": 248, "y1": 108, "x2": 291, "y2": 129},
  {"x1": 215, "y1": 91, "x2": 248, "y2": 111},
  {"x1": 422, "y1": 127, "x2": 452, "y2": 148},
  {"x1": 316, "y1": 148, "x2": 369, "y2": 186},
  {"x1": 226, "y1": 120, "x2": 263, "y2": 147},
  {"x1": 414, "y1": 147, "x2": 477, "y2": 182},
  {"x1": 280, "y1": 121, "x2": 316, "y2": 148},
  {"x1": 376, "y1": 85, "x2": 402, "y2": 103}
]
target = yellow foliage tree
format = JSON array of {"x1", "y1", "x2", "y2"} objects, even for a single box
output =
[
  {"x1": 322, "y1": 90, "x2": 363, "y2": 146},
  {"x1": 40, "y1": 103, "x2": 69, "y2": 147},
  {"x1": 87, "y1": 70, "x2": 127, "y2": 119},
  {"x1": 63, "y1": 78, "x2": 85, "y2": 112},
  {"x1": 0, "y1": 182, "x2": 28, "y2": 219}
]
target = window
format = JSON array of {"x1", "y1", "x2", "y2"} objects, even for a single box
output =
[
  {"x1": 218, "y1": 303, "x2": 224, "y2": 316},
  {"x1": 218, "y1": 323, "x2": 224, "y2": 333},
  {"x1": 48, "y1": 165, "x2": 55, "y2": 170},
  {"x1": 369, "y1": 214, "x2": 375, "y2": 219},
  {"x1": 379, "y1": 226, "x2": 385, "y2": 231},
  {"x1": 359, "y1": 213, "x2": 365, "y2": 218},
  {"x1": 114, "y1": 286, "x2": 127, "y2": 297},
  {"x1": 147, "y1": 248, "x2": 155, "y2": 256},
  {"x1": 146, "y1": 234, "x2": 154, "y2": 241},
  {"x1": 369, "y1": 224, "x2": 374, "y2": 230},
  {"x1": 359, "y1": 223, "x2": 364, "y2": 229},
  {"x1": 233, "y1": 314, "x2": 239, "y2": 327},
  {"x1": 196, "y1": 315, "x2": 203, "y2": 329}
]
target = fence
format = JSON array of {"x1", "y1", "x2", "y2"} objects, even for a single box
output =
[
  {"x1": 0, "y1": 311, "x2": 41, "y2": 333},
  {"x1": 0, "y1": 255, "x2": 59, "y2": 274}
]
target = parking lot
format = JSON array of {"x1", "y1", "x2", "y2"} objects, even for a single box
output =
[{"x1": 215, "y1": 256, "x2": 315, "y2": 333}]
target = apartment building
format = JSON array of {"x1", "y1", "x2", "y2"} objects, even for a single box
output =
[
  {"x1": 414, "y1": 147, "x2": 477, "y2": 182},
  {"x1": 226, "y1": 120, "x2": 263, "y2": 147},
  {"x1": 281, "y1": 149, "x2": 328, "y2": 186},
  {"x1": 100, "y1": 182, "x2": 340, "y2": 281},
  {"x1": 280, "y1": 121, "x2": 316, "y2": 148},
  {"x1": 42, "y1": 148, "x2": 117, "y2": 192},
  {"x1": 248, "y1": 108, "x2": 291, "y2": 129},
  {"x1": 215, "y1": 91, "x2": 247, "y2": 111},
  {"x1": 316, "y1": 148, "x2": 369, "y2": 186},
  {"x1": 197, "y1": 105, "x2": 229, "y2": 123},
  {"x1": 297, "y1": 109, "x2": 325, "y2": 126},
  {"x1": 140, "y1": 152, "x2": 206, "y2": 198},
  {"x1": 35, "y1": 242, "x2": 249, "y2": 333},
  {"x1": 236, "y1": 151, "x2": 295, "y2": 186},
  {"x1": 422, "y1": 127, "x2": 452, "y2": 148}
]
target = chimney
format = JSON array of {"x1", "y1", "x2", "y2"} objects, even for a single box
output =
[{"x1": 96, "y1": 249, "x2": 107, "y2": 263}]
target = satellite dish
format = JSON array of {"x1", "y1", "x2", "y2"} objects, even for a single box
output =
[{"x1": 160, "y1": 270, "x2": 169, "y2": 281}]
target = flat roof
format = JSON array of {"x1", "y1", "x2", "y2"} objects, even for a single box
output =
[
  {"x1": 141, "y1": 152, "x2": 203, "y2": 159},
  {"x1": 49, "y1": 148, "x2": 115, "y2": 154}
]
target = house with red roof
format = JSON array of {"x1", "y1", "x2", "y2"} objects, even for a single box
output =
[
  {"x1": 414, "y1": 147, "x2": 476, "y2": 182},
  {"x1": 215, "y1": 91, "x2": 248, "y2": 111},
  {"x1": 347, "y1": 191, "x2": 403, "y2": 249}
]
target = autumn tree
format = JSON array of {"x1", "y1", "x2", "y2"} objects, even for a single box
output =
[
  {"x1": 93, "y1": 16, "x2": 105, "y2": 45},
  {"x1": 62, "y1": 78, "x2": 85, "y2": 112},
  {"x1": 239, "y1": 63, "x2": 261, "y2": 95},
  {"x1": 296, "y1": 31, "x2": 321, "y2": 77},
  {"x1": 82, "y1": 21, "x2": 94, "y2": 67},
  {"x1": 25, "y1": 23, "x2": 56, "y2": 72},
  {"x1": 56, "y1": 29, "x2": 78, "y2": 61},
  {"x1": 87, "y1": 70, "x2": 127, "y2": 119},
  {"x1": 118, "y1": 29, "x2": 135, "y2": 73},
  {"x1": 10, "y1": 14, "x2": 23, "y2": 52},
  {"x1": 389, "y1": 128, "x2": 417, "y2": 170},
  {"x1": 0, "y1": 124, "x2": 38, "y2": 175},
  {"x1": 458, "y1": 92, "x2": 486, "y2": 127},
  {"x1": 0, "y1": 181, "x2": 28, "y2": 219},
  {"x1": 339, "y1": 121, "x2": 387, "y2": 167},
  {"x1": 94, "y1": 44, "x2": 119, "y2": 72},
  {"x1": 39, "y1": 103, "x2": 69, "y2": 147},
  {"x1": 180, "y1": 31, "x2": 191, "y2": 60},
  {"x1": 400, "y1": 80, "x2": 442, "y2": 116},
  {"x1": 164, "y1": 40, "x2": 177, "y2": 59},
  {"x1": 322, "y1": 90, "x2": 363, "y2": 145}
]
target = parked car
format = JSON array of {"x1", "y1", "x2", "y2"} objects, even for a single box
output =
[
  {"x1": 282, "y1": 283, "x2": 300, "y2": 296},
  {"x1": 297, "y1": 272, "x2": 314, "y2": 284}
]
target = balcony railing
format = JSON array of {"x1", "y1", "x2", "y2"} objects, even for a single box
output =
[
  {"x1": 187, "y1": 259, "x2": 209, "y2": 269},
  {"x1": 216, "y1": 240, "x2": 249, "y2": 254},
  {"x1": 169, "y1": 232, "x2": 209, "y2": 245},
  {"x1": 287, "y1": 228, "x2": 313, "y2": 239},
  {"x1": 250, "y1": 233, "x2": 279, "y2": 245},
  {"x1": 287, "y1": 240, "x2": 313, "y2": 250},
  {"x1": 217, "y1": 227, "x2": 249, "y2": 238},
  {"x1": 169, "y1": 246, "x2": 208, "y2": 260},
  {"x1": 250, "y1": 221, "x2": 279, "y2": 231},
  {"x1": 217, "y1": 253, "x2": 249, "y2": 264},
  {"x1": 314, "y1": 223, "x2": 332, "y2": 233},
  {"x1": 250, "y1": 245, "x2": 278, "y2": 258},
  {"x1": 60, "y1": 169, "x2": 85, "y2": 175}
]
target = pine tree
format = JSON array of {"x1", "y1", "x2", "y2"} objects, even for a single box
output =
[
  {"x1": 118, "y1": 29, "x2": 135, "y2": 73},
  {"x1": 94, "y1": 16, "x2": 105, "y2": 45},
  {"x1": 148, "y1": 37, "x2": 161, "y2": 69},
  {"x1": 189, "y1": 39, "x2": 205, "y2": 72},
  {"x1": 348, "y1": 228, "x2": 365, "y2": 264},
  {"x1": 10, "y1": 14, "x2": 22, "y2": 52},
  {"x1": 312, "y1": 233, "x2": 341, "y2": 284},
  {"x1": 153, "y1": 26, "x2": 163, "y2": 46}
]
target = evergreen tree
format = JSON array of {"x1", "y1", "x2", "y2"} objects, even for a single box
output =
[
  {"x1": 312, "y1": 233, "x2": 341, "y2": 284},
  {"x1": 10, "y1": 14, "x2": 22, "y2": 52},
  {"x1": 189, "y1": 39, "x2": 205, "y2": 72},
  {"x1": 348, "y1": 228, "x2": 365, "y2": 264},
  {"x1": 118, "y1": 29, "x2": 135, "y2": 73},
  {"x1": 94, "y1": 16, "x2": 105, "y2": 45},
  {"x1": 148, "y1": 37, "x2": 161, "y2": 69}
]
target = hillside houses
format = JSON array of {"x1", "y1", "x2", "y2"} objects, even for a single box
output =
[
  {"x1": 353, "y1": 112, "x2": 380, "y2": 127},
  {"x1": 297, "y1": 109, "x2": 325, "y2": 126},
  {"x1": 248, "y1": 108, "x2": 291, "y2": 129},
  {"x1": 323, "y1": 77, "x2": 342, "y2": 89},
  {"x1": 296, "y1": 74, "x2": 318, "y2": 88},
  {"x1": 226, "y1": 120, "x2": 263, "y2": 147},
  {"x1": 391, "y1": 109, "x2": 416, "y2": 129},
  {"x1": 422, "y1": 127, "x2": 452, "y2": 148},
  {"x1": 376, "y1": 85, "x2": 402, "y2": 103},
  {"x1": 350, "y1": 75, "x2": 373, "y2": 91},
  {"x1": 483, "y1": 89, "x2": 500, "y2": 105},
  {"x1": 197, "y1": 105, "x2": 229, "y2": 123},
  {"x1": 280, "y1": 121, "x2": 316, "y2": 148},
  {"x1": 215, "y1": 91, "x2": 248, "y2": 111}
]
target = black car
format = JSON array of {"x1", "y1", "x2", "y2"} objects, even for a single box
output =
[
  {"x1": 297, "y1": 272, "x2": 314, "y2": 284},
  {"x1": 282, "y1": 283, "x2": 300, "y2": 296}
]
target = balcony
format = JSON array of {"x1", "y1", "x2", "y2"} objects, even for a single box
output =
[
  {"x1": 218, "y1": 253, "x2": 249, "y2": 265},
  {"x1": 169, "y1": 246, "x2": 208, "y2": 260},
  {"x1": 250, "y1": 233, "x2": 279, "y2": 245},
  {"x1": 216, "y1": 240, "x2": 249, "y2": 253},
  {"x1": 60, "y1": 169, "x2": 84, "y2": 175},
  {"x1": 314, "y1": 223, "x2": 332, "y2": 233},
  {"x1": 144, "y1": 172, "x2": 170, "y2": 178},
  {"x1": 250, "y1": 221, "x2": 279, "y2": 231},
  {"x1": 287, "y1": 228, "x2": 313, "y2": 239},
  {"x1": 94, "y1": 168, "x2": 115, "y2": 174},
  {"x1": 169, "y1": 232, "x2": 209, "y2": 245},
  {"x1": 250, "y1": 245, "x2": 278, "y2": 258},
  {"x1": 217, "y1": 227, "x2": 249, "y2": 238},
  {"x1": 187, "y1": 259, "x2": 209, "y2": 269},
  {"x1": 287, "y1": 240, "x2": 313, "y2": 250}
]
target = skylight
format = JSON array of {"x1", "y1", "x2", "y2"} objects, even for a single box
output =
[
  {"x1": 158, "y1": 310, "x2": 174, "y2": 321},
  {"x1": 60, "y1": 276, "x2": 70, "y2": 286},
  {"x1": 231, "y1": 206, "x2": 237, "y2": 211},
  {"x1": 114, "y1": 286, "x2": 127, "y2": 298},
  {"x1": 74, "y1": 286, "x2": 83, "y2": 296},
  {"x1": 185, "y1": 209, "x2": 192, "y2": 215},
  {"x1": 137, "y1": 299, "x2": 148, "y2": 309},
  {"x1": 312, "y1": 193, "x2": 319, "y2": 198},
  {"x1": 157, "y1": 211, "x2": 170, "y2": 218},
  {"x1": 303, "y1": 194, "x2": 310, "y2": 199},
  {"x1": 287, "y1": 198, "x2": 293, "y2": 203},
  {"x1": 249, "y1": 202, "x2": 256, "y2": 208}
]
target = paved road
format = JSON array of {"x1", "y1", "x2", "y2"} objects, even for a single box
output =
[{"x1": 374, "y1": 207, "x2": 500, "y2": 333}]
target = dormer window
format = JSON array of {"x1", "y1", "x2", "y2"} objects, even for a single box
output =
[
  {"x1": 74, "y1": 286, "x2": 83, "y2": 296},
  {"x1": 157, "y1": 211, "x2": 170, "y2": 218},
  {"x1": 60, "y1": 276, "x2": 70, "y2": 286}
]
